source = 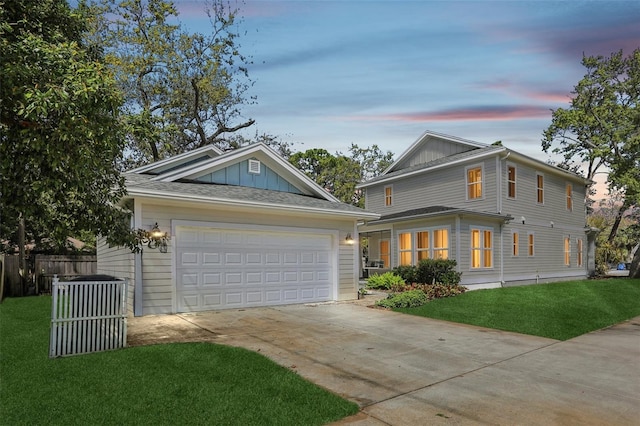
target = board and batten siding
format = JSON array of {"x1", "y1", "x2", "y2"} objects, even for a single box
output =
[
  {"x1": 394, "y1": 138, "x2": 475, "y2": 169},
  {"x1": 366, "y1": 158, "x2": 499, "y2": 216},
  {"x1": 137, "y1": 201, "x2": 358, "y2": 315},
  {"x1": 96, "y1": 237, "x2": 135, "y2": 315}
]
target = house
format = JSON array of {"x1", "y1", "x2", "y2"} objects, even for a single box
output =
[
  {"x1": 97, "y1": 143, "x2": 379, "y2": 316},
  {"x1": 357, "y1": 130, "x2": 594, "y2": 289}
]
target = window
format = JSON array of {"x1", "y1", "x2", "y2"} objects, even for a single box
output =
[
  {"x1": 379, "y1": 240, "x2": 390, "y2": 269},
  {"x1": 576, "y1": 239, "x2": 583, "y2": 267},
  {"x1": 416, "y1": 231, "x2": 430, "y2": 261},
  {"x1": 564, "y1": 237, "x2": 571, "y2": 266},
  {"x1": 566, "y1": 183, "x2": 573, "y2": 211},
  {"x1": 384, "y1": 185, "x2": 393, "y2": 207},
  {"x1": 507, "y1": 165, "x2": 516, "y2": 198},
  {"x1": 512, "y1": 231, "x2": 519, "y2": 257},
  {"x1": 527, "y1": 233, "x2": 535, "y2": 256},
  {"x1": 397, "y1": 228, "x2": 449, "y2": 265},
  {"x1": 536, "y1": 173, "x2": 544, "y2": 204},
  {"x1": 471, "y1": 228, "x2": 493, "y2": 269},
  {"x1": 433, "y1": 229, "x2": 449, "y2": 259},
  {"x1": 466, "y1": 166, "x2": 483, "y2": 199},
  {"x1": 399, "y1": 233, "x2": 412, "y2": 265}
]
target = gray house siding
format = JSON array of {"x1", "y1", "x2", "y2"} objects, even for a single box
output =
[
  {"x1": 366, "y1": 158, "x2": 499, "y2": 216},
  {"x1": 394, "y1": 138, "x2": 476, "y2": 169}
]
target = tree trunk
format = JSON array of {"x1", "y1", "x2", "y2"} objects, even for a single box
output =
[
  {"x1": 630, "y1": 245, "x2": 640, "y2": 279},
  {"x1": 607, "y1": 198, "x2": 631, "y2": 243},
  {"x1": 18, "y1": 213, "x2": 26, "y2": 296}
]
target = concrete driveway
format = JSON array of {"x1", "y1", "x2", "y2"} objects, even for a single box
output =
[{"x1": 128, "y1": 298, "x2": 640, "y2": 425}]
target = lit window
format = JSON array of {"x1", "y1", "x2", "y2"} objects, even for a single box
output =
[
  {"x1": 566, "y1": 183, "x2": 573, "y2": 211},
  {"x1": 467, "y1": 166, "x2": 483, "y2": 200},
  {"x1": 576, "y1": 239, "x2": 583, "y2": 267},
  {"x1": 416, "y1": 231, "x2": 430, "y2": 261},
  {"x1": 398, "y1": 233, "x2": 412, "y2": 265},
  {"x1": 537, "y1": 173, "x2": 544, "y2": 204},
  {"x1": 508, "y1": 165, "x2": 516, "y2": 198},
  {"x1": 528, "y1": 233, "x2": 535, "y2": 256},
  {"x1": 471, "y1": 228, "x2": 493, "y2": 269},
  {"x1": 512, "y1": 231, "x2": 519, "y2": 256},
  {"x1": 433, "y1": 229, "x2": 449, "y2": 259},
  {"x1": 384, "y1": 185, "x2": 393, "y2": 206},
  {"x1": 379, "y1": 240, "x2": 390, "y2": 269},
  {"x1": 564, "y1": 237, "x2": 571, "y2": 266}
]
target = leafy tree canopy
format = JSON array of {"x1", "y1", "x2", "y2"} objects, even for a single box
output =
[
  {"x1": 87, "y1": 0, "x2": 256, "y2": 167},
  {"x1": 0, "y1": 0, "x2": 131, "y2": 251}
]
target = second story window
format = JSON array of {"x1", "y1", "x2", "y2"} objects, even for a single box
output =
[
  {"x1": 536, "y1": 173, "x2": 544, "y2": 204},
  {"x1": 384, "y1": 185, "x2": 393, "y2": 207},
  {"x1": 508, "y1": 165, "x2": 516, "y2": 198},
  {"x1": 566, "y1": 183, "x2": 573, "y2": 211},
  {"x1": 466, "y1": 166, "x2": 483, "y2": 200}
]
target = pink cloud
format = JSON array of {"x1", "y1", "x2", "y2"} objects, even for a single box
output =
[{"x1": 349, "y1": 106, "x2": 552, "y2": 123}]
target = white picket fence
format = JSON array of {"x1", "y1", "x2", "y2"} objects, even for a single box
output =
[{"x1": 50, "y1": 276, "x2": 128, "y2": 358}]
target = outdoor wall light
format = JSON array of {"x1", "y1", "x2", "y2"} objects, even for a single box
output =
[
  {"x1": 144, "y1": 223, "x2": 168, "y2": 253},
  {"x1": 345, "y1": 233, "x2": 355, "y2": 245}
]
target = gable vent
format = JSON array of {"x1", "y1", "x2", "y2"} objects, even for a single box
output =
[{"x1": 248, "y1": 159, "x2": 261, "y2": 174}]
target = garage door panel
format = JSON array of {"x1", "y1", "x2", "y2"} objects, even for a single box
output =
[{"x1": 176, "y1": 226, "x2": 334, "y2": 312}]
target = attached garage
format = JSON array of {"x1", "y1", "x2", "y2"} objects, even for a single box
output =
[
  {"x1": 175, "y1": 224, "x2": 335, "y2": 312},
  {"x1": 96, "y1": 143, "x2": 379, "y2": 316}
]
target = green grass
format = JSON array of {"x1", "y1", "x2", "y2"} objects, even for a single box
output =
[
  {"x1": 0, "y1": 296, "x2": 358, "y2": 425},
  {"x1": 395, "y1": 278, "x2": 640, "y2": 341}
]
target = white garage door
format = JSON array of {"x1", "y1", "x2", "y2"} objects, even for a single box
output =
[{"x1": 175, "y1": 226, "x2": 334, "y2": 312}]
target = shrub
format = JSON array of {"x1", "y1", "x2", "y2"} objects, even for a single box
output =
[
  {"x1": 415, "y1": 259, "x2": 462, "y2": 285},
  {"x1": 407, "y1": 283, "x2": 467, "y2": 300},
  {"x1": 366, "y1": 272, "x2": 405, "y2": 290},
  {"x1": 392, "y1": 265, "x2": 417, "y2": 283},
  {"x1": 376, "y1": 289, "x2": 428, "y2": 309}
]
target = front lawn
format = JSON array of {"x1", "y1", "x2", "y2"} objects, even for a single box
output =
[
  {"x1": 0, "y1": 296, "x2": 358, "y2": 425},
  {"x1": 395, "y1": 278, "x2": 640, "y2": 340}
]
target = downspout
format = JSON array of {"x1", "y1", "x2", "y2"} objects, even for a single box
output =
[{"x1": 456, "y1": 215, "x2": 461, "y2": 274}]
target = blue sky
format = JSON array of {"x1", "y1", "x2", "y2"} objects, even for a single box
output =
[{"x1": 178, "y1": 0, "x2": 639, "y2": 165}]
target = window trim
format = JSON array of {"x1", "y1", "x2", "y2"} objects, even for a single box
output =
[
  {"x1": 398, "y1": 232, "x2": 412, "y2": 266},
  {"x1": 465, "y1": 164, "x2": 484, "y2": 201},
  {"x1": 576, "y1": 238, "x2": 583, "y2": 267},
  {"x1": 384, "y1": 185, "x2": 393, "y2": 207},
  {"x1": 527, "y1": 232, "x2": 535, "y2": 257},
  {"x1": 564, "y1": 236, "x2": 571, "y2": 266},
  {"x1": 507, "y1": 164, "x2": 517, "y2": 199},
  {"x1": 470, "y1": 226, "x2": 493, "y2": 269},
  {"x1": 396, "y1": 227, "x2": 451, "y2": 266},
  {"x1": 566, "y1": 183, "x2": 573, "y2": 211},
  {"x1": 512, "y1": 230, "x2": 519, "y2": 257},
  {"x1": 536, "y1": 172, "x2": 544, "y2": 205}
]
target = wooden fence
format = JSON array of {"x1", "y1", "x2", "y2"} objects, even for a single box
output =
[
  {"x1": 1, "y1": 254, "x2": 96, "y2": 297},
  {"x1": 49, "y1": 276, "x2": 127, "y2": 358}
]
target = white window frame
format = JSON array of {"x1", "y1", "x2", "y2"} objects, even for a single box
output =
[
  {"x1": 416, "y1": 230, "x2": 430, "y2": 262},
  {"x1": 527, "y1": 232, "x2": 535, "y2": 257},
  {"x1": 512, "y1": 230, "x2": 519, "y2": 257},
  {"x1": 470, "y1": 226, "x2": 493, "y2": 269},
  {"x1": 396, "y1": 227, "x2": 451, "y2": 266},
  {"x1": 507, "y1": 164, "x2": 517, "y2": 199},
  {"x1": 465, "y1": 164, "x2": 484, "y2": 201},
  {"x1": 536, "y1": 172, "x2": 545, "y2": 205},
  {"x1": 566, "y1": 183, "x2": 573, "y2": 211},
  {"x1": 384, "y1": 185, "x2": 393, "y2": 207},
  {"x1": 398, "y1": 232, "x2": 412, "y2": 266},
  {"x1": 564, "y1": 236, "x2": 571, "y2": 266},
  {"x1": 432, "y1": 228, "x2": 449, "y2": 260},
  {"x1": 576, "y1": 238, "x2": 583, "y2": 267}
]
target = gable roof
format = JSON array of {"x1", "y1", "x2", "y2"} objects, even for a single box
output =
[
  {"x1": 359, "y1": 130, "x2": 589, "y2": 189},
  {"x1": 128, "y1": 144, "x2": 224, "y2": 175}
]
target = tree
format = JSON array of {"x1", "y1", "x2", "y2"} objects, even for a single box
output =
[
  {"x1": 542, "y1": 49, "x2": 640, "y2": 277},
  {"x1": 90, "y1": 0, "x2": 255, "y2": 166},
  {"x1": 0, "y1": 0, "x2": 131, "y2": 254},
  {"x1": 289, "y1": 144, "x2": 394, "y2": 206}
]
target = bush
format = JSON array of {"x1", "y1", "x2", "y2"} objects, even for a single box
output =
[
  {"x1": 376, "y1": 289, "x2": 428, "y2": 309},
  {"x1": 366, "y1": 272, "x2": 405, "y2": 290},
  {"x1": 415, "y1": 259, "x2": 462, "y2": 285},
  {"x1": 407, "y1": 283, "x2": 467, "y2": 300},
  {"x1": 392, "y1": 265, "x2": 417, "y2": 283}
]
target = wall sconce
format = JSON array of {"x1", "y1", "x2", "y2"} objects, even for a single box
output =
[
  {"x1": 345, "y1": 233, "x2": 355, "y2": 245},
  {"x1": 550, "y1": 221, "x2": 554, "y2": 228},
  {"x1": 143, "y1": 223, "x2": 168, "y2": 253},
  {"x1": 521, "y1": 216, "x2": 526, "y2": 225}
]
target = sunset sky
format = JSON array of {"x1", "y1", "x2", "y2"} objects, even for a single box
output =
[{"x1": 172, "y1": 0, "x2": 640, "y2": 166}]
